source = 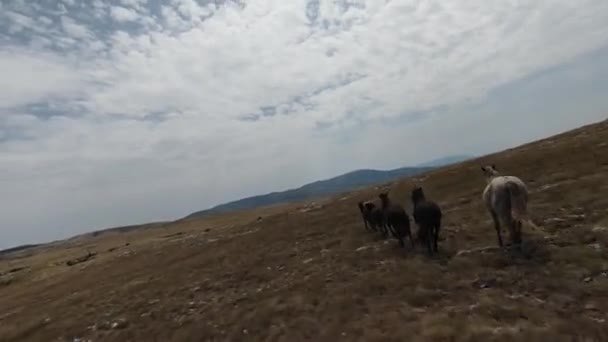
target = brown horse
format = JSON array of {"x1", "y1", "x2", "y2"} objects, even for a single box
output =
[
  {"x1": 411, "y1": 186, "x2": 442, "y2": 256},
  {"x1": 378, "y1": 192, "x2": 413, "y2": 248}
]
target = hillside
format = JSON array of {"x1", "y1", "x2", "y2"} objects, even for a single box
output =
[
  {"x1": 1, "y1": 119, "x2": 608, "y2": 341},
  {"x1": 186, "y1": 166, "x2": 434, "y2": 218},
  {"x1": 416, "y1": 154, "x2": 474, "y2": 167}
]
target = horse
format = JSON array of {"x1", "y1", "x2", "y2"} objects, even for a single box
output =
[
  {"x1": 363, "y1": 202, "x2": 384, "y2": 233},
  {"x1": 480, "y1": 164, "x2": 537, "y2": 247},
  {"x1": 411, "y1": 186, "x2": 443, "y2": 256},
  {"x1": 378, "y1": 192, "x2": 414, "y2": 248},
  {"x1": 357, "y1": 201, "x2": 373, "y2": 232}
]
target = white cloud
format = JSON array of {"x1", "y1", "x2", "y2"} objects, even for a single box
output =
[
  {"x1": 0, "y1": 48, "x2": 87, "y2": 108},
  {"x1": 110, "y1": 6, "x2": 140, "y2": 22},
  {"x1": 1, "y1": 0, "x2": 608, "y2": 248},
  {"x1": 60, "y1": 16, "x2": 92, "y2": 39}
]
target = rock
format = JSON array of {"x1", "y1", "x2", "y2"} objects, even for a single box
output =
[
  {"x1": 148, "y1": 299, "x2": 160, "y2": 305},
  {"x1": 111, "y1": 318, "x2": 129, "y2": 329},
  {"x1": 356, "y1": 245, "x2": 373, "y2": 252},
  {"x1": 472, "y1": 278, "x2": 497, "y2": 289},
  {"x1": 96, "y1": 321, "x2": 112, "y2": 330},
  {"x1": 302, "y1": 258, "x2": 314, "y2": 264},
  {"x1": 565, "y1": 214, "x2": 586, "y2": 221},
  {"x1": 0, "y1": 275, "x2": 13, "y2": 286},
  {"x1": 456, "y1": 246, "x2": 500, "y2": 256},
  {"x1": 592, "y1": 226, "x2": 608, "y2": 233},
  {"x1": 585, "y1": 302, "x2": 600, "y2": 311},
  {"x1": 192, "y1": 286, "x2": 201, "y2": 292},
  {"x1": 583, "y1": 277, "x2": 593, "y2": 283}
]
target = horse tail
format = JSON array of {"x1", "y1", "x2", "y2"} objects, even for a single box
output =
[{"x1": 506, "y1": 181, "x2": 539, "y2": 230}]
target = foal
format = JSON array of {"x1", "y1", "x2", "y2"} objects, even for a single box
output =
[
  {"x1": 411, "y1": 186, "x2": 442, "y2": 256},
  {"x1": 481, "y1": 164, "x2": 536, "y2": 247},
  {"x1": 378, "y1": 193, "x2": 413, "y2": 248}
]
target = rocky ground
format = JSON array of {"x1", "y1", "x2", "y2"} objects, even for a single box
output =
[{"x1": 1, "y1": 119, "x2": 608, "y2": 341}]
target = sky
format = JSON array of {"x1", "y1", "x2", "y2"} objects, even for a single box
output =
[{"x1": 1, "y1": 0, "x2": 608, "y2": 249}]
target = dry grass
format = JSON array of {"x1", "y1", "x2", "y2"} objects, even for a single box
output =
[{"x1": 1, "y1": 119, "x2": 608, "y2": 342}]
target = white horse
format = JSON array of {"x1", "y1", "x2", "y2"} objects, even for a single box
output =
[{"x1": 481, "y1": 164, "x2": 538, "y2": 247}]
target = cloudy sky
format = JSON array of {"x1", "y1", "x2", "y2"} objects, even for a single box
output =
[{"x1": 1, "y1": 0, "x2": 608, "y2": 249}]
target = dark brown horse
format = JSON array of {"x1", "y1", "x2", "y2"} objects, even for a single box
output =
[
  {"x1": 378, "y1": 192, "x2": 413, "y2": 248},
  {"x1": 411, "y1": 186, "x2": 442, "y2": 256}
]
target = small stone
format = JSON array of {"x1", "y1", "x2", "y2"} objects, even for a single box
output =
[
  {"x1": 585, "y1": 302, "x2": 600, "y2": 311},
  {"x1": 140, "y1": 312, "x2": 152, "y2": 318},
  {"x1": 148, "y1": 299, "x2": 160, "y2": 305},
  {"x1": 192, "y1": 286, "x2": 201, "y2": 292},
  {"x1": 583, "y1": 277, "x2": 593, "y2": 283},
  {"x1": 303, "y1": 258, "x2": 314, "y2": 264},
  {"x1": 111, "y1": 318, "x2": 128, "y2": 330},
  {"x1": 97, "y1": 321, "x2": 112, "y2": 330},
  {"x1": 243, "y1": 329, "x2": 249, "y2": 334}
]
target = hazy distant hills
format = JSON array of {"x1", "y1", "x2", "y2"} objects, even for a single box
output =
[{"x1": 185, "y1": 154, "x2": 473, "y2": 219}]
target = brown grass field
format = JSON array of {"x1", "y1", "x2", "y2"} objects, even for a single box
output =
[{"x1": 1, "y1": 118, "x2": 608, "y2": 342}]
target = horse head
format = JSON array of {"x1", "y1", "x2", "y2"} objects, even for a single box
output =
[
  {"x1": 378, "y1": 192, "x2": 390, "y2": 208},
  {"x1": 364, "y1": 202, "x2": 376, "y2": 211},
  {"x1": 481, "y1": 164, "x2": 499, "y2": 183},
  {"x1": 411, "y1": 186, "x2": 425, "y2": 205}
]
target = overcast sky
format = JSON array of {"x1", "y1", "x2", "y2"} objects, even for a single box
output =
[{"x1": 1, "y1": 0, "x2": 608, "y2": 249}]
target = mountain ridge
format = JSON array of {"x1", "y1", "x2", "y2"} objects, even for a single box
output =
[{"x1": 185, "y1": 154, "x2": 473, "y2": 219}]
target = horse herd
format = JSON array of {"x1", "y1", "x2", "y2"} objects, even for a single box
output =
[{"x1": 356, "y1": 164, "x2": 535, "y2": 256}]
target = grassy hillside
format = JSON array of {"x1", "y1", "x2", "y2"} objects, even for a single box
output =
[
  {"x1": 1, "y1": 119, "x2": 607, "y2": 341},
  {"x1": 186, "y1": 166, "x2": 436, "y2": 218}
]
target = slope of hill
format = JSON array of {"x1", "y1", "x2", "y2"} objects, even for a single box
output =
[
  {"x1": 416, "y1": 154, "x2": 474, "y2": 167},
  {"x1": 1, "y1": 119, "x2": 607, "y2": 341},
  {"x1": 185, "y1": 165, "x2": 435, "y2": 218}
]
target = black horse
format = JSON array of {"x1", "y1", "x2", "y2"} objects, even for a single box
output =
[
  {"x1": 378, "y1": 192, "x2": 413, "y2": 248},
  {"x1": 411, "y1": 186, "x2": 442, "y2": 256}
]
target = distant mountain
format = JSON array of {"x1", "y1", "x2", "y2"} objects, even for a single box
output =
[
  {"x1": 185, "y1": 166, "x2": 434, "y2": 219},
  {"x1": 416, "y1": 154, "x2": 474, "y2": 168}
]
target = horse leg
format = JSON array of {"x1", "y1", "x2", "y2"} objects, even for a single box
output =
[
  {"x1": 382, "y1": 223, "x2": 389, "y2": 238},
  {"x1": 425, "y1": 226, "x2": 434, "y2": 256},
  {"x1": 491, "y1": 210, "x2": 503, "y2": 247},
  {"x1": 433, "y1": 225, "x2": 439, "y2": 253},
  {"x1": 509, "y1": 218, "x2": 522, "y2": 246},
  {"x1": 408, "y1": 225, "x2": 415, "y2": 248},
  {"x1": 398, "y1": 232, "x2": 405, "y2": 248}
]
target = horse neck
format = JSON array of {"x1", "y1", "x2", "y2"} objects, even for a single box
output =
[
  {"x1": 485, "y1": 174, "x2": 499, "y2": 185},
  {"x1": 412, "y1": 197, "x2": 424, "y2": 209}
]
